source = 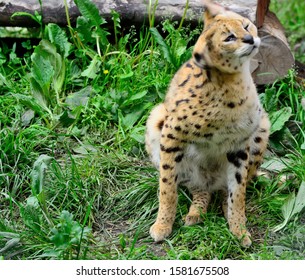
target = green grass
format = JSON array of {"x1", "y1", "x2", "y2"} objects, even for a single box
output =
[
  {"x1": 270, "y1": 0, "x2": 305, "y2": 62},
  {"x1": 1, "y1": 0, "x2": 305, "y2": 260}
]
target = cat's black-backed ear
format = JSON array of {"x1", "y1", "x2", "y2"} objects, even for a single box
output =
[{"x1": 202, "y1": 0, "x2": 227, "y2": 28}]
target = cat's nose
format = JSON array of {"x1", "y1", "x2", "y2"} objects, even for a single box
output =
[{"x1": 242, "y1": 34, "x2": 254, "y2": 45}]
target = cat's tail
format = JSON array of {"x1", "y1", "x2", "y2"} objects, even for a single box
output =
[{"x1": 145, "y1": 103, "x2": 167, "y2": 169}]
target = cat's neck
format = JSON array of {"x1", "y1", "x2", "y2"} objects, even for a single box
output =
[{"x1": 207, "y1": 60, "x2": 253, "y2": 87}]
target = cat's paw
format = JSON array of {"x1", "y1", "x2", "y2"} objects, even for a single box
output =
[
  {"x1": 150, "y1": 223, "x2": 172, "y2": 242},
  {"x1": 231, "y1": 227, "x2": 252, "y2": 247},
  {"x1": 240, "y1": 232, "x2": 252, "y2": 247},
  {"x1": 184, "y1": 214, "x2": 202, "y2": 226}
]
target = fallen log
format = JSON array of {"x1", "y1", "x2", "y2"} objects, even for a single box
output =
[
  {"x1": 253, "y1": 11, "x2": 294, "y2": 85},
  {"x1": 0, "y1": 0, "x2": 258, "y2": 28},
  {"x1": 0, "y1": 0, "x2": 294, "y2": 84}
]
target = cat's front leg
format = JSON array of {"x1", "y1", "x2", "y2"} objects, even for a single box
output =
[
  {"x1": 150, "y1": 129, "x2": 184, "y2": 242},
  {"x1": 226, "y1": 149, "x2": 252, "y2": 247}
]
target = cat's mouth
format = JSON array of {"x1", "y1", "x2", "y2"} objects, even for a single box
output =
[{"x1": 241, "y1": 45, "x2": 258, "y2": 57}]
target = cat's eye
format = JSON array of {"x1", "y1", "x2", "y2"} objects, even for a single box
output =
[
  {"x1": 224, "y1": 34, "x2": 237, "y2": 42},
  {"x1": 244, "y1": 24, "x2": 250, "y2": 31}
]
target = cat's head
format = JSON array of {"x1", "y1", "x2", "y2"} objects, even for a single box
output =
[{"x1": 193, "y1": 0, "x2": 260, "y2": 73}]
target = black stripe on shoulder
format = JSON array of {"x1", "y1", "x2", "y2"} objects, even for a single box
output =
[
  {"x1": 175, "y1": 99, "x2": 190, "y2": 106},
  {"x1": 178, "y1": 74, "x2": 191, "y2": 87}
]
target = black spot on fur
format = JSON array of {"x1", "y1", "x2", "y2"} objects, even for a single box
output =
[
  {"x1": 157, "y1": 120, "x2": 164, "y2": 130},
  {"x1": 227, "y1": 102, "x2": 235, "y2": 108},
  {"x1": 227, "y1": 152, "x2": 241, "y2": 168},
  {"x1": 204, "y1": 133, "x2": 213, "y2": 138},
  {"x1": 235, "y1": 172, "x2": 242, "y2": 184},
  {"x1": 162, "y1": 164, "x2": 171, "y2": 170},
  {"x1": 161, "y1": 145, "x2": 182, "y2": 153},
  {"x1": 194, "y1": 52, "x2": 202, "y2": 62},
  {"x1": 254, "y1": 137, "x2": 262, "y2": 143},
  {"x1": 194, "y1": 124, "x2": 201, "y2": 129},
  {"x1": 167, "y1": 134, "x2": 175, "y2": 140},
  {"x1": 174, "y1": 154, "x2": 184, "y2": 162},
  {"x1": 186, "y1": 62, "x2": 193, "y2": 69},
  {"x1": 162, "y1": 177, "x2": 168, "y2": 183},
  {"x1": 174, "y1": 126, "x2": 182, "y2": 131},
  {"x1": 236, "y1": 150, "x2": 248, "y2": 161},
  {"x1": 194, "y1": 71, "x2": 203, "y2": 78}
]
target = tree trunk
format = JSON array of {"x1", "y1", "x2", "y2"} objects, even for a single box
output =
[{"x1": 0, "y1": 0, "x2": 294, "y2": 84}]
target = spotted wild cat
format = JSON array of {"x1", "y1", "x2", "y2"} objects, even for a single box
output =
[{"x1": 145, "y1": 0, "x2": 270, "y2": 247}]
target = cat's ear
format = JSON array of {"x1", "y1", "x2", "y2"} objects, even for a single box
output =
[{"x1": 202, "y1": 0, "x2": 227, "y2": 28}]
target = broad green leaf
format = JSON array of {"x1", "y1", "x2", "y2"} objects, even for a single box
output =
[
  {"x1": 39, "y1": 39, "x2": 65, "y2": 95},
  {"x1": 260, "y1": 157, "x2": 290, "y2": 173},
  {"x1": 150, "y1": 27, "x2": 174, "y2": 65},
  {"x1": 74, "y1": 0, "x2": 109, "y2": 43},
  {"x1": 31, "y1": 47, "x2": 54, "y2": 101},
  {"x1": 30, "y1": 154, "x2": 53, "y2": 196},
  {"x1": 12, "y1": 93, "x2": 50, "y2": 116},
  {"x1": 21, "y1": 109, "x2": 35, "y2": 126},
  {"x1": 50, "y1": 210, "x2": 90, "y2": 248},
  {"x1": 30, "y1": 76, "x2": 51, "y2": 109},
  {"x1": 291, "y1": 181, "x2": 305, "y2": 216},
  {"x1": 58, "y1": 110, "x2": 76, "y2": 127},
  {"x1": 31, "y1": 39, "x2": 65, "y2": 100},
  {"x1": 46, "y1": 23, "x2": 71, "y2": 58},
  {"x1": 269, "y1": 107, "x2": 292, "y2": 134},
  {"x1": 119, "y1": 71, "x2": 134, "y2": 80},
  {"x1": 273, "y1": 181, "x2": 305, "y2": 232},
  {"x1": 263, "y1": 87, "x2": 277, "y2": 112},
  {"x1": 0, "y1": 238, "x2": 20, "y2": 254},
  {"x1": 65, "y1": 86, "x2": 94, "y2": 109},
  {"x1": 74, "y1": 0, "x2": 105, "y2": 26},
  {"x1": 130, "y1": 127, "x2": 145, "y2": 143},
  {"x1": 122, "y1": 91, "x2": 148, "y2": 107},
  {"x1": 73, "y1": 144, "x2": 97, "y2": 155},
  {"x1": 0, "y1": 232, "x2": 20, "y2": 239},
  {"x1": 176, "y1": 45, "x2": 187, "y2": 57},
  {"x1": 20, "y1": 196, "x2": 42, "y2": 232},
  {"x1": 120, "y1": 108, "x2": 145, "y2": 129},
  {"x1": 11, "y1": 12, "x2": 41, "y2": 25},
  {"x1": 76, "y1": 16, "x2": 94, "y2": 43},
  {"x1": 81, "y1": 55, "x2": 101, "y2": 79}
]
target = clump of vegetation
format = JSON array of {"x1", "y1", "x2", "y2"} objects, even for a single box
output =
[{"x1": 0, "y1": 0, "x2": 304, "y2": 259}]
